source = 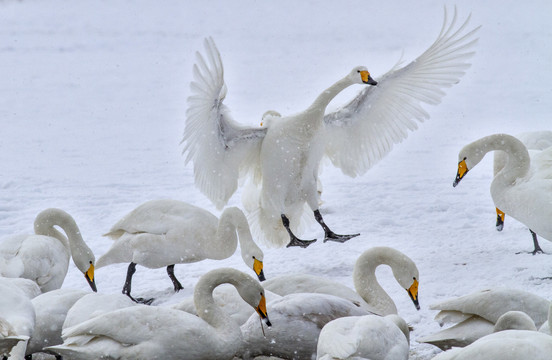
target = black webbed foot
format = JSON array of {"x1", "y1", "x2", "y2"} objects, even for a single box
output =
[
  {"x1": 323, "y1": 231, "x2": 360, "y2": 243},
  {"x1": 286, "y1": 236, "x2": 317, "y2": 248}
]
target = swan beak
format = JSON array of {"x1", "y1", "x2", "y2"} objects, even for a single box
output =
[
  {"x1": 453, "y1": 159, "x2": 469, "y2": 187},
  {"x1": 496, "y1": 208, "x2": 505, "y2": 231},
  {"x1": 255, "y1": 294, "x2": 272, "y2": 327},
  {"x1": 360, "y1": 70, "x2": 377, "y2": 85},
  {"x1": 85, "y1": 263, "x2": 97, "y2": 292},
  {"x1": 253, "y1": 258, "x2": 266, "y2": 282},
  {"x1": 407, "y1": 278, "x2": 420, "y2": 310}
]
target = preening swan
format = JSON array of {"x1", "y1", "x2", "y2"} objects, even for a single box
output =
[
  {"x1": 431, "y1": 311, "x2": 552, "y2": 360},
  {"x1": 239, "y1": 293, "x2": 368, "y2": 360},
  {"x1": 316, "y1": 314, "x2": 410, "y2": 360},
  {"x1": 96, "y1": 199, "x2": 265, "y2": 304},
  {"x1": 0, "y1": 208, "x2": 97, "y2": 293},
  {"x1": 181, "y1": 8, "x2": 479, "y2": 248},
  {"x1": 419, "y1": 287, "x2": 550, "y2": 350},
  {"x1": 63, "y1": 293, "x2": 137, "y2": 330},
  {"x1": 454, "y1": 133, "x2": 552, "y2": 253},
  {"x1": 492, "y1": 131, "x2": 552, "y2": 252},
  {"x1": 263, "y1": 246, "x2": 420, "y2": 315},
  {"x1": 47, "y1": 268, "x2": 270, "y2": 360}
]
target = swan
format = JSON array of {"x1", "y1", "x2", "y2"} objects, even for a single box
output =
[
  {"x1": 316, "y1": 314, "x2": 410, "y2": 360},
  {"x1": 239, "y1": 293, "x2": 368, "y2": 360},
  {"x1": 0, "y1": 278, "x2": 37, "y2": 359},
  {"x1": 96, "y1": 199, "x2": 265, "y2": 304},
  {"x1": 418, "y1": 287, "x2": 550, "y2": 350},
  {"x1": 492, "y1": 131, "x2": 552, "y2": 253},
  {"x1": 46, "y1": 268, "x2": 270, "y2": 360},
  {"x1": 454, "y1": 133, "x2": 552, "y2": 253},
  {"x1": 171, "y1": 283, "x2": 281, "y2": 326},
  {"x1": 25, "y1": 288, "x2": 87, "y2": 359},
  {"x1": 181, "y1": 8, "x2": 479, "y2": 248},
  {"x1": 431, "y1": 311, "x2": 552, "y2": 360},
  {"x1": 0, "y1": 208, "x2": 97, "y2": 293},
  {"x1": 263, "y1": 246, "x2": 420, "y2": 315}
]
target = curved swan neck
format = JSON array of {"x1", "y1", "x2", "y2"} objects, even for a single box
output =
[
  {"x1": 193, "y1": 269, "x2": 244, "y2": 334},
  {"x1": 308, "y1": 76, "x2": 354, "y2": 115},
  {"x1": 470, "y1": 134, "x2": 530, "y2": 184},
  {"x1": 215, "y1": 208, "x2": 241, "y2": 259},
  {"x1": 34, "y1": 208, "x2": 94, "y2": 272},
  {"x1": 353, "y1": 247, "x2": 418, "y2": 316}
]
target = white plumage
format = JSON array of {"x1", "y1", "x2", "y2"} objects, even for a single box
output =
[
  {"x1": 0, "y1": 208, "x2": 96, "y2": 293},
  {"x1": 182, "y1": 8, "x2": 479, "y2": 247},
  {"x1": 454, "y1": 133, "x2": 552, "y2": 252},
  {"x1": 316, "y1": 314, "x2": 410, "y2": 360},
  {"x1": 263, "y1": 246, "x2": 420, "y2": 316},
  {"x1": 46, "y1": 268, "x2": 270, "y2": 360},
  {"x1": 96, "y1": 199, "x2": 265, "y2": 303}
]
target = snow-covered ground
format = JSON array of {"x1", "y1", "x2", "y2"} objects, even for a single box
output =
[{"x1": 1, "y1": 0, "x2": 551, "y2": 359}]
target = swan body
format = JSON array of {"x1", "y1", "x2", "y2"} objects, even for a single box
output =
[
  {"x1": 63, "y1": 293, "x2": 137, "y2": 330},
  {"x1": 454, "y1": 133, "x2": 552, "y2": 250},
  {"x1": 431, "y1": 311, "x2": 552, "y2": 360},
  {"x1": 316, "y1": 314, "x2": 410, "y2": 360},
  {"x1": 419, "y1": 288, "x2": 550, "y2": 350},
  {"x1": 182, "y1": 9, "x2": 479, "y2": 247},
  {"x1": 171, "y1": 283, "x2": 281, "y2": 325},
  {"x1": 47, "y1": 268, "x2": 270, "y2": 360},
  {"x1": 25, "y1": 288, "x2": 87, "y2": 358},
  {"x1": 263, "y1": 247, "x2": 420, "y2": 315},
  {"x1": 0, "y1": 279, "x2": 37, "y2": 359},
  {"x1": 239, "y1": 293, "x2": 369, "y2": 360},
  {"x1": 0, "y1": 208, "x2": 96, "y2": 293},
  {"x1": 96, "y1": 199, "x2": 265, "y2": 302}
]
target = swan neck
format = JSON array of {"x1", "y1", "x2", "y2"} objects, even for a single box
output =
[
  {"x1": 481, "y1": 134, "x2": 530, "y2": 184},
  {"x1": 353, "y1": 249, "x2": 399, "y2": 315},
  {"x1": 308, "y1": 76, "x2": 353, "y2": 114},
  {"x1": 193, "y1": 270, "x2": 242, "y2": 335},
  {"x1": 215, "y1": 208, "x2": 240, "y2": 258}
]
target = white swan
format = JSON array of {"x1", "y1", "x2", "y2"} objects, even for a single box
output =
[
  {"x1": 0, "y1": 278, "x2": 37, "y2": 359},
  {"x1": 63, "y1": 293, "x2": 137, "y2": 330},
  {"x1": 316, "y1": 314, "x2": 410, "y2": 360},
  {"x1": 454, "y1": 133, "x2": 552, "y2": 253},
  {"x1": 181, "y1": 8, "x2": 479, "y2": 248},
  {"x1": 239, "y1": 293, "x2": 368, "y2": 360},
  {"x1": 0, "y1": 208, "x2": 96, "y2": 293},
  {"x1": 492, "y1": 131, "x2": 552, "y2": 253},
  {"x1": 47, "y1": 268, "x2": 270, "y2": 360},
  {"x1": 263, "y1": 246, "x2": 420, "y2": 315},
  {"x1": 25, "y1": 288, "x2": 87, "y2": 359},
  {"x1": 171, "y1": 283, "x2": 281, "y2": 326},
  {"x1": 431, "y1": 311, "x2": 552, "y2": 360},
  {"x1": 96, "y1": 199, "x2": 265, "y2": 304},
  {"x1": 418, "y1": 287, "x2": 550, "y2": 350}
]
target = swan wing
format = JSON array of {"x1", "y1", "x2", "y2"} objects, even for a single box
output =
[
  {"x1": 182, "y1": 37, "x2": 266, "y2": 209},
  {"x1": 323, "y1": 7, "x2": 479, "y2": 177}
]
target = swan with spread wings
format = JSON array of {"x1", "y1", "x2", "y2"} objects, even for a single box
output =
[{"x1": 182, "y1": 8, "x2": 479, "y2": 248}]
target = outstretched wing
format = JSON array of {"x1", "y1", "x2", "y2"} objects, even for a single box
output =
[
  {"x1": 324, "y1": 8, "x2": 480, "y2": 177},
  {"x1": 182, "y1": 37, "x2": 266, "y2": 209}
]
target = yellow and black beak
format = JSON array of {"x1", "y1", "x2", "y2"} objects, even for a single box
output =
[
  {"x1": 85, "y1": 262, "x2": 97, "y2": 292},
  {"x1": 253, "y1": 258, "x2": 266, "y2": 282},
  {"x1": 407, "y1": 278, "x2": 420, "y2": 310},
  {"x1": 255, "y1": 293, "x2": 272, "y2": 326},
  {"x1": 453, "y1": 158, "x2": 469, "y2": 187},
  {"x1": 360, "y1": 70, "x2": 378, "y2": 85},
  {"x1": 496, "y1": 208, "x2": 505, "y2": 231}
]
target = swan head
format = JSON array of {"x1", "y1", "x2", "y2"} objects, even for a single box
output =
[
  {"x1": 242, "y1": 253, "x2": 266, "y2": 282},
  {"x1": 235, "y1": 274, "x2": 272, "y2": 327},
  {"x1": 349, "y1": 66, "x2": 377, "y2": 86},
  {"x1": 260, "y1": 110, "x2": 281, "y2": 127},
  {"x1": 453, "y1": 142, "x2": 486, "y2": 187},
  {"x1": 73, "y1": 251, "x2": 97, "y2": 292}
]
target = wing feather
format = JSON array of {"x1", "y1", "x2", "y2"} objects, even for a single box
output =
[
  {"x1": 324, "y1": 7, "x2": 480, "y2": 177},
  {"x1": 181, "y1": 37, "x2": 266, "y2": 209}
]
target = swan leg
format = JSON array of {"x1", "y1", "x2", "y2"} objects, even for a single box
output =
[
  {"x1": 530, "y1": 230, "x2": 544, "y2": 255},
  {"x1": 281, "y1": 214, "x2": 316, "y2": 248},
  {"x1": 314, "y1": 210, "x2": 360, "y2": 243},
  {"x1": 166, "y1": 264, "x2": 184, "y2": 292},
  {"x1": 122, "y1": 262, "x2": 154, "y2": 305}
]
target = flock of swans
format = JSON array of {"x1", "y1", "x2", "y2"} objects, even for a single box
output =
[{"x1": 1, "y1": 6, "x2": 552, "y2": 360}]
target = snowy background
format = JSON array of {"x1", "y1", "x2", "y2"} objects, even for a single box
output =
[{"x1": 1, "y1": 0, "x2": 551, "y2": 358}]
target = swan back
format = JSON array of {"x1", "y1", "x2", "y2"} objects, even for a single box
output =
[
  {"x1": 493, "y1": 311, "x2": 537, "y2": 332},
  {"x1": 353, "y1": 247, "x2": 420, "y2": 315}
]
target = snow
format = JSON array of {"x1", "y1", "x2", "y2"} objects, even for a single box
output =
[{"x1": 1, "y1": 0, "x2": 551, "y2": 359}]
